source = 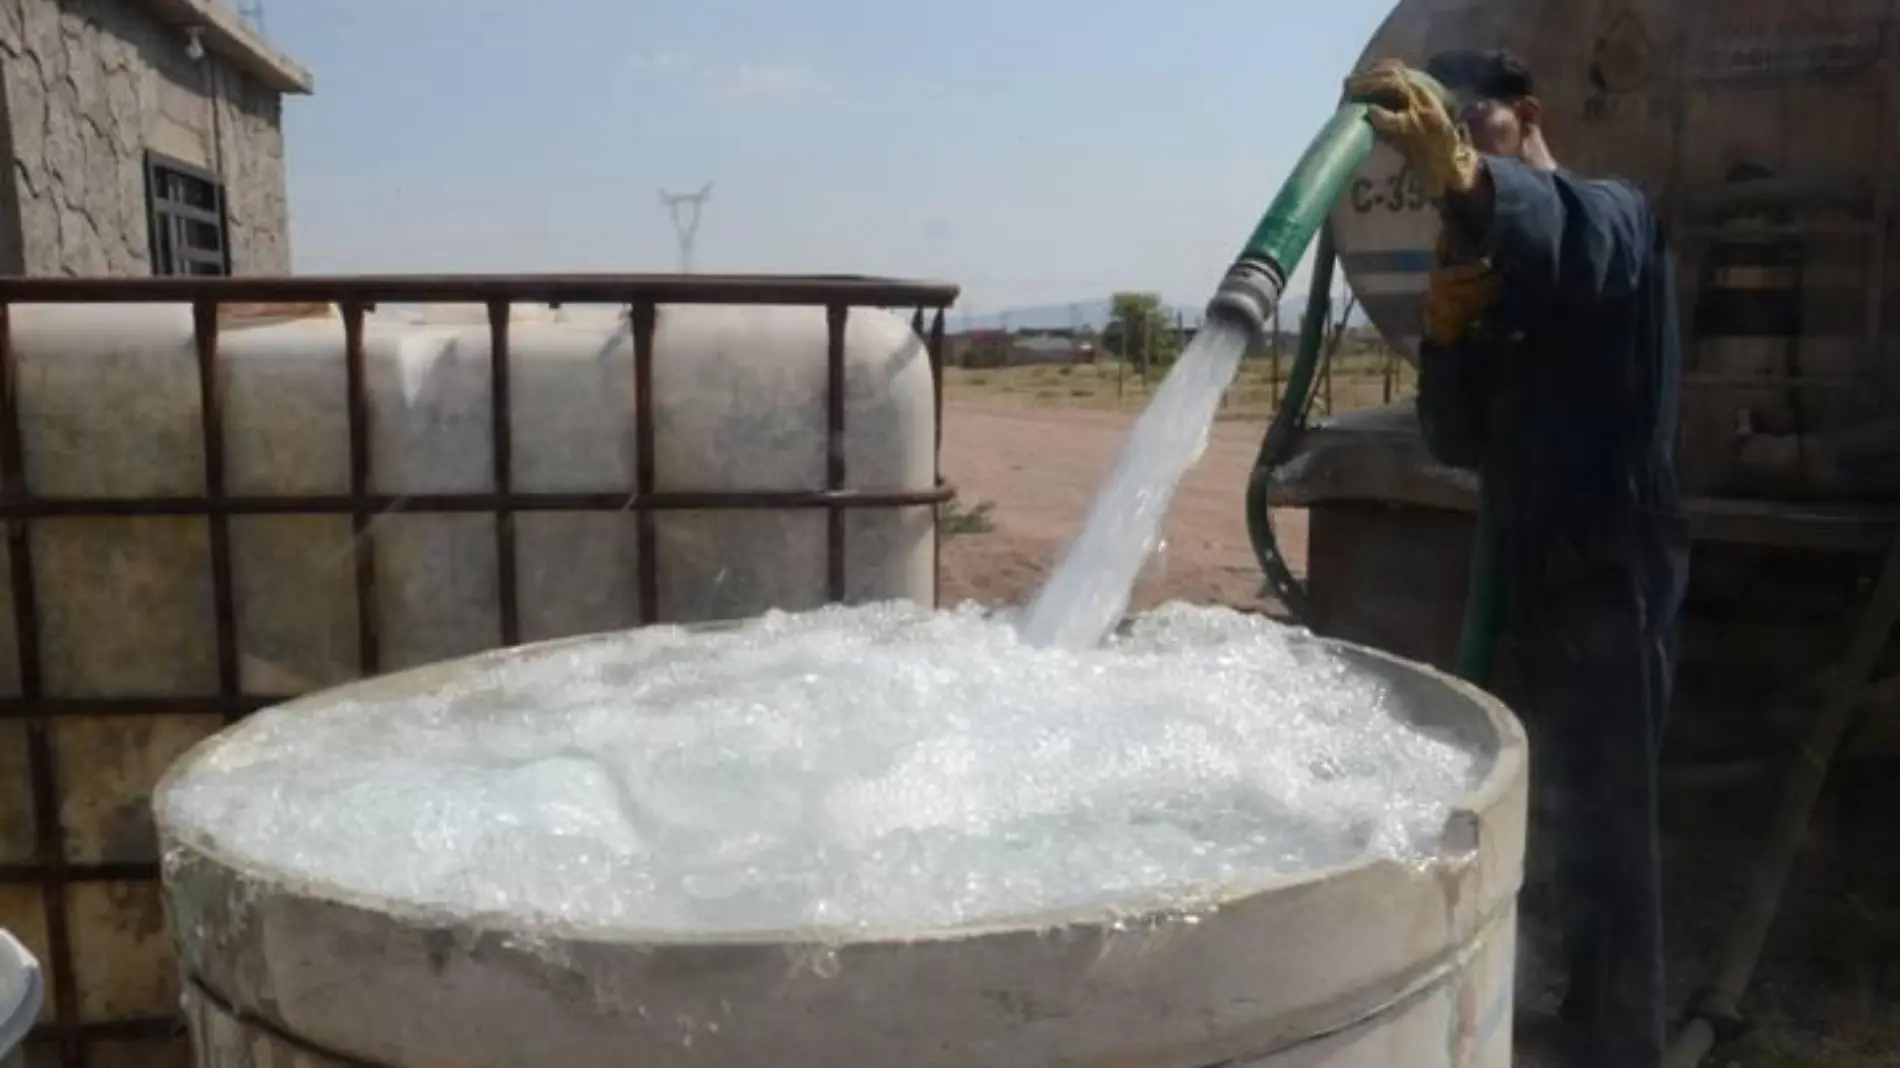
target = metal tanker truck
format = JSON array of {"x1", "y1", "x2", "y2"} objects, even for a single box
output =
[
  {"x1": 1267, "y1": 0, "x2": 1900, "y2": 764},
  {"x1": 1249, "y1": 4, "x2": 1900, "y2": 1060}
]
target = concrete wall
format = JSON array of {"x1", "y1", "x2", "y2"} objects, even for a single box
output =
[{"x1": 0, "y1": 0, "x2": 290, "y2": 275}]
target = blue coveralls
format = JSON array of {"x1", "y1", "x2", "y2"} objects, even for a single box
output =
[{"x1": 1415, "y1": 157, "x2": 1691, "y2": 1068}]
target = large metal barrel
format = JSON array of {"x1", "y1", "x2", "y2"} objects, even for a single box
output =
[
  {"x1": 151, "y1": 627, "x2": 1528, "y2": 1068},
  {"x1": 1330, "y1": 0, "x2": 1899, "y2": 499}
]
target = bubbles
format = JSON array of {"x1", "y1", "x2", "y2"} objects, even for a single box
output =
[{"x1": 159, "y1": 602, "x2": 1480, "y2": 938}]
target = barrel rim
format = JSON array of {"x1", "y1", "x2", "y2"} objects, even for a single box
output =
[{"x1": 153, "y1": 611, "x2": 1527, "y2": 946}]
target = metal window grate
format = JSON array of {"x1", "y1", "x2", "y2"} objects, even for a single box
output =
[{"x1": 145, "y1": 154, "x2": 231, "y2": 277}]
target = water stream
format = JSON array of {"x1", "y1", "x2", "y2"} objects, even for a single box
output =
[{"x1": 1015, "y1": 318, "x2": 1255, "y2": 649}]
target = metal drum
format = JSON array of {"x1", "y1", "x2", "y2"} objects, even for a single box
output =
[{"x1": 155, "y1": 630, "x2": 1528, "y2": 1068}]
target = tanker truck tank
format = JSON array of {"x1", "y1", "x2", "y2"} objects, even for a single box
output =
[
  {"x1": 1317, "y1": 0, "x2": 1900, "y2": 505},
  {"x1": 1257, "y1": 8, "x2": 1900, "y2": 1065},
  {"x1": 1265, "y1": 0, "x2": 1900, "y2": 677}
]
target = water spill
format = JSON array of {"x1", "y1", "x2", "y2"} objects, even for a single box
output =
[{"x1": 1016, "y1": 319, "x2": 1253, "y2": 649}]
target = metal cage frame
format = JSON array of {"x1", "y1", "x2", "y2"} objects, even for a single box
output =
[{"x1": 0, "y1": 272, "x2": 959, "y2": 1068}]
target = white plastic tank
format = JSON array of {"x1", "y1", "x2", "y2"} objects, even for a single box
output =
[
  {"x1": 153, "y1": 630, "x2": 1528, "y2": 1068},
  {"x1": 1330, "y1": 0, "x2": 1900, "y2": 498},
  {"x1": 0, "y1": 301, "x2": 937, "y2": 695},
  {"x1": 0, "y1": 930, "x2": 40, "y2": 1068}
]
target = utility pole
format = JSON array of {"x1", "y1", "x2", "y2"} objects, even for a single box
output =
[
  {"x1": 658, "y1": 182, "x2": 713, "y2": 272},
  {"x1": 236, "y1": 0, "x2": 266, "y2": 34}
]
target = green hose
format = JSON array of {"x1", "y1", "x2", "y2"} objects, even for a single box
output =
[
  {"x1": 1235, "y1": 104, "x2": 1376, "y2": 272},
  {"x1": 1453, "y1": 502, "x2": 1500, "y2": 682},
  {"x1": 1243, "y1": 228, "x2": 1338, "y2": 622},
  {"x1": 1222, "y1": 73, "x2": 1501, "y2": 686}
]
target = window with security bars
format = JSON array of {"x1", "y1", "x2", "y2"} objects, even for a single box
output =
[{"x1": 145, "y1": 152, "x2": 231, "y2": 276}]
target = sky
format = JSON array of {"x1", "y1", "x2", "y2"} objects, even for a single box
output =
[{"x1": 265, "y1": 0, "x2": 1399, "y2": 315}]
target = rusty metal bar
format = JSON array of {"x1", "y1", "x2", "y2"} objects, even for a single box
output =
[
  {"x1": 825, "y1": 303, "x2": 849, "y2": 602},
  {"x1": 927, "y1": 308, "x2": 947, "y2": 609},
  {"x1": 18, "y1": 721, "x2": 69, "y2": 1068},
  {"x1": 341, "y1": 302, "x2": 379, "y2": 678},
  {"x1": 631, "y1": 301, "x2": 659, "y2": 622},
  {"x1": 927, "y1": 309, "x2": 947, "y2": 460},
  {"x1": 0, "y1": 306, "x2": 80, "y2": 1068},
  {"x1": 0, "y1": 306, "x2": 33, "y2": 693},
  {"x1": 0, "y1": 486, "x2": 953, "y2": 519},
  {"x1": 0, "y1": 860, "x2": 157, "y2": 884},
  {"x1": 487, "y1": 301, "x2": 520, "y2": 646},
  {"x1": 0, "y1": 694, "x2": 272, "y2": 718},
  {"x1": 21, "y1": 1016, "x2": 175, "y2": 1044},
  {"x1": 21, "y1": 1017, "x2": 183, "y2": 1068},
  {"x1": 192, "y1": 301, "x2": 242, "y2": 715},
  {"x1": 0, "y1": 273, "x2": 959, "y2": 307}
]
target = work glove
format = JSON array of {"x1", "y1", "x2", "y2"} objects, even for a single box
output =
[
  {"x1": 1423, "y1": 231, "x2": 1499, "y2": 346},
  {"x1": 1344, "y1": 59, "x2": 1482, "y2": 201}
]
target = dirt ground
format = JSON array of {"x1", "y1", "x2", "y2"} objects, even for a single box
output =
[
  {"x1": 937, "y1": 399, "x2": 1302, "y2": 614},
  {"x1": 934, "y1": 393, "x2": 1900, "y2": 1068}
]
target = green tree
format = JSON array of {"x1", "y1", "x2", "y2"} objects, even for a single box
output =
[{"x1": 1105, "y1": 291, "x2": 1182, "y2": 373}]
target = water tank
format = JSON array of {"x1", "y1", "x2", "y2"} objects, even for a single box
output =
[
  {"x1": 1331, "y1": 0, "x2": 1899, "y2": 499},
  {"x1": 0, "y1": 301, "x2": 938, "y2": 692},
  {"x1": 0, "y1": 286, "x2": 949, "y2": 1068},
  {"x1": 153, "y1": 629, "x2": 1527, "y2": 1068}
]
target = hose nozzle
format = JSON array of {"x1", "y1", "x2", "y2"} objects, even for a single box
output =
[
  {"x1": 1210, "y1": 101, "x2": 1378, "y2": 347},
  {"x1": 1205, "y1": 256, "x2": 1286, "y2": 340}
]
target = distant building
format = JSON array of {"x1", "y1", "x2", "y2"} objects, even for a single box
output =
[
  {"x1": 946, "y1": 328, "x2": 1096, "y2": 368},
  {"x1": 1011, "y1": 332, "x2": 1095, "y2": 365},
  {"x1": 0, "y1": 0, "x2": 313, "y2": 276}
]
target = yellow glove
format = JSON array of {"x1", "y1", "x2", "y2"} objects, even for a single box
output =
[
  {"x1": 1344, "y1": 59, "x2": 1481, "y2": 201},
  {"x1": 1423, "y1": 233, "x2": 1499, "y2": 346}
]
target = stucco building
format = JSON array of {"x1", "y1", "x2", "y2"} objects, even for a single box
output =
[{"x1": 0, "y1": 0, "x2": 311, "y2": 276}]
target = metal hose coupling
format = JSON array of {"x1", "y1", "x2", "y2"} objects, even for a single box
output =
[{"x1": 1205, "y1": 255, "x2": 1286, "y2": 340}]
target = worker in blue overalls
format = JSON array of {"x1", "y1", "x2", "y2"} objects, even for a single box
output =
[{"x1": 1345, "y1": 52, "x2": 1692, "y2": 1068}]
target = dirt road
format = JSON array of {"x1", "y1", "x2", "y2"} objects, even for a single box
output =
[{"x1": 937, "y1": 400, "x2": 1306, "y2": 613}]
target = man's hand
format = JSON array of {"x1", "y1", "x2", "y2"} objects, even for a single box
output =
[
  {"x1": 1344, "y1": 59, "x2": 1481, "y2": 201},
  {"x1": 1423, "y1": 231, "x2": 1499, "y2": 346},
  {"x1": 1424, "y1": 262, "x2": 1498, "y2": 345}
]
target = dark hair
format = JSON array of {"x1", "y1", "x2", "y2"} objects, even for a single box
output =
[{"x1": 1424, "y1": 49, "x2": 1535, "y2": 101}]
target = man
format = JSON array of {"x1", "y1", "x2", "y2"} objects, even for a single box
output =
[{"x1": 1344, "y1": 52, "x2": 1691, "y2": 1068}]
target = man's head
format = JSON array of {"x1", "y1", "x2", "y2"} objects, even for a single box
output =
[{"x1": 1424, "y1": 50, "x2": 1555, "y2": 168}]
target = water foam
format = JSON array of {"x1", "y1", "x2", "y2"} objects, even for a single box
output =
[
  {"x1": 159, "y1": 602, "x2": 1481, "y2": 937},
  {"x1": 1017, "y1": 319, "x2": 1254, "y2": 649}
]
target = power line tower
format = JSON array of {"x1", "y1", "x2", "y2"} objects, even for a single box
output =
[
  {"x1": 236, "y1": 0, "x2": 266, "y2": 35},
  {"x1": 658, "y1": 182, "x2": 713, "y2": 272}
]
